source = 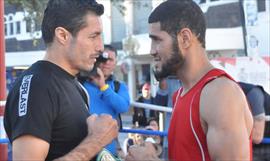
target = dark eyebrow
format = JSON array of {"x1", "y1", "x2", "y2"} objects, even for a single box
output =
[
  {"x1": 149, "y1": 34, "x2": 159, "y2": 40},
  {"x1": 90, "y1": 31, "x2": 102, "y2": 36}
]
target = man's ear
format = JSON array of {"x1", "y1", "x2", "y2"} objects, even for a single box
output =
[
  {"x1": 177, "y1": 28, "x2": 192, "y2": 49},
  {"x1": 54, "y1": 27, "x2": 70, "y2": 45}
]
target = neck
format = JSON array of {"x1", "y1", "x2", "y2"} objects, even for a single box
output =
[
  {"x1": 44, "y1": 45, "x2": 77, "y2": 76},
  {"x1": 176, "y1": 47, "x2": 214, "y2": 94}
]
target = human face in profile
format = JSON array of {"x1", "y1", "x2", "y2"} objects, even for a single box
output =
[
  {"x1": 67, "y1": 13, "x2": 104, "y2": 74},
  {"x1": 149, "y1": 22, "x2": 184, "y2": 79}
]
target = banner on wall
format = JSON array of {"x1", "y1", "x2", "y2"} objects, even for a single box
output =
[
  {"x1": 211, "y1": 56, "x2": 270, "y2": 93},
  {"x1": 243, "y1": 0, "x2": 260, "y2": 57}
]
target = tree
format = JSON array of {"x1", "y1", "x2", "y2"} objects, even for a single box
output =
[
  {"x1": 6, "y1": 0, "x2": 47, "y2": 28},
  {"x1": 6, "y1": 0, "x2": 127, "y2": 27},
  {"x1": 6, "y1": 0, "x2": 151, "y2": 25}
]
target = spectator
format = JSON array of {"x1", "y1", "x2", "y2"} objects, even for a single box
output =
[
  {"x1": 82, "y1": 44, "x2": 130, "y2": 156},
  {"x1": 153, "y1": 77, "x2": 181, "y2": 159},
  {"x1": 143, "y1": 126, "x2": 163, "y2": 157},
  {"x1": 4, "y1": 0, "x2": 118, "y2": 160},
  {"x1": 132, "y1": 82, "x2": 156, "y2": 127},
  {"x1": 153, "y1": 78, "x2": 168, "y2": 107},
  {"x1": 148, "y1": 117, "x2": 159, "y2": 131},
  {"x1": 239, "y1": 82, "x2": 270, "y2": 161},
  {"x1": 146, "y1": 118, "x2": 162, "y2": 147}
]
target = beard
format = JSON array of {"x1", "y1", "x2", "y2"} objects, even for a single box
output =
[{"x1": 153, "y1": 39, "x2": 185, "y2": 81}]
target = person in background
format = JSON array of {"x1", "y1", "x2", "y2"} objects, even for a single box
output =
[
  {"x1": 147, "y1": 117, "x2": 159, "y2": 131},
  {"x1": 163, "y1": 77, "x2": 181, "y2": 159},
  {"x1": 239, "y1": 82, "x2": 265, "y2": 144},
  {"x1": 82, "y1": 44, "x2": 130, "y2": 156},
  {"x1": 153, "y1": 77, "x2": 181, "y2": 159},
  {"x1": 126, "y1": 1, "x2": 253, "y2": 160},
  {"x1": 143, "y1": 125, "x2": 163, "y2": 158},
  {"x1": 4, "y1": 0, "x2": 118, "y2": 160},
  {"x1": 153, "y1": 78, "x2": 168, "y2": 107},
  {"x1": 239, "y1": 82, "x2": 270, "y2": 161},
  {"x1": 132, "y1": 82, "x2": 157, "y2": 127},
  {"x1": 146, "y1": 118, "x2": 162, "y2": 149}
]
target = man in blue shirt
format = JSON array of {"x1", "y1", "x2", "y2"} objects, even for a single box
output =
[{"x1": 83, "y1": 45, "x2": 130, "y2": 156}]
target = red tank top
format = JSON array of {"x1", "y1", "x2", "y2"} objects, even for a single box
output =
[{"x1": 168, "y1": 68, "x2": 252, "y2": 161}]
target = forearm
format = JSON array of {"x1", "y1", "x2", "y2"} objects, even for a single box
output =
[
  {"x1": 252, "y1": 116, "x2": 265, "y2": 144},
  {"x1": 53, "y1": 136, "x2": 103, "y2": 161}
]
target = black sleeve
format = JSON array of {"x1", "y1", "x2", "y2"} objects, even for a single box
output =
[{"x1": 4, "y1": 74, "x2": 57, "y2": 143}]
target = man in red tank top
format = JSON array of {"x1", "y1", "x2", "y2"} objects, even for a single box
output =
[{"x1": 126, "y1": 1, "x2": 253, "y2": 161}]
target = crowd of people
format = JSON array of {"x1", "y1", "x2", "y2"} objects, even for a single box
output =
[{"x1": 3, "y1": 0, "x2": 270, "y2": 161}]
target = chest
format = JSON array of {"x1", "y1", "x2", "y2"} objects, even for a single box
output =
[
  {"x1": 52, "y1": 79, "x2": 90, "y2": 140},
  {"x1": 169, "y1": 91, "x2": 207, "y2": 141}
]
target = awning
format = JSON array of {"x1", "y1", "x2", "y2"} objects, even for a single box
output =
[{"x1": 5, "y1": 50, "x2": 45, "y2": 67}]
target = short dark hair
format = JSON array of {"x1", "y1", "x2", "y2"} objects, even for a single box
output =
[
  {"x1": 104, "y1": 44, "x2": 117, "y2": 56},
  {"x1": 148, "y1": 117, "x2": 158, "y2": 125},
  {"x1": 42, "y1": 0, "x2": 104, "y2": 46},
  {"x1": 148, "y1": 0, "x2": 206, "y2": 48}
]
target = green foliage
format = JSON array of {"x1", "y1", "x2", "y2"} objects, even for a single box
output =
[
  {"x1": 6, "y1": 0, "x2": 48, "y2": 26},
  {"x1": 5, "y1": 0, "x2": 150, "y2": 24},
  {"x1": 5, "y1": 0, "x2": 149, "y2": 36}
]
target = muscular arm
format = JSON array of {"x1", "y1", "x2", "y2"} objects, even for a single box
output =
[
  {"x1": 13, "y1": 134, "x2": 102, "y2": 161},
  {"x1": 12, "y1": 115, "x2": 118, "y2": 161},
  {"x1": 200, "y1": 78, "x2": 253, "y2": 160},
  {"x1": 53, "y1": 135, "x2": 104, "y2": 161},
  {"x1": 13, "y1": 135, "x2": 49, "y2": 160}
]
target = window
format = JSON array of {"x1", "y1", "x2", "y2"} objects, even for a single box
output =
[
  {"x1": 257, "y1": 0, "x2": 266, "y2": 12},
  {"x1": 4, "y1": 24, "x2": 7, "y2": 36},
  {"x1": 26, "y1": 19, "x2": 31, "y2": 33},
  {"x1": 4, "y1": 17, "x2": 7, "y2": 36},
  {"x1": 8, "y1": 16, "x2": 14, "y2": 35},
  {"x1": 35, "y1": 23, "x2": 41, "y2": 31},
  {"x1": 9, "y1": 23, "x2": 14, "y2": 35},
  {"x1": 16, "y1": 21, "x2": 21, "y2": 34}
]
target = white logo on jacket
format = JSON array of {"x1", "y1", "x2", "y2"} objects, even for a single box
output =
[{"x1": 18, "y1": 75, "x2": 33, "y2": 116}]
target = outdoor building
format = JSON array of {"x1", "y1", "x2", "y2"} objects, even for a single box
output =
[{"x1": 4, "y1": 0, "x2": 270, "y2": 98}]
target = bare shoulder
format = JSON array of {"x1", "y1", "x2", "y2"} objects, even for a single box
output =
[
  {"x1": 202, "y1": 77, "x2": 245, "y2": 100},
  {"x1": 200, "y1": 76, "x2": 250, "y2": 126},
  {"x1": 201, "y1": 76, "x2": 246, "y2": 106}
]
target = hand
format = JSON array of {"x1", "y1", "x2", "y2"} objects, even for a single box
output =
[
  {"x1": 125, "y1": 142, "x2": 161, "y2": 161},
  {"x1": 90, "y1": 68, "x2": 106, "y2": 88},
  {"x1": 86, "y1": 114, "x2": 118, "y2": 147}
]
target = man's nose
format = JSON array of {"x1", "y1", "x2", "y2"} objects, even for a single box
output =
[
  {"x1": 96, "y1": 39, "x2": 104, "y2": 53},
  {"x1": 150, "y1": 43, "x2": 157, "y2": 57}
]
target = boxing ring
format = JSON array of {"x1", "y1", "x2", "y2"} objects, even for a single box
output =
[{"x1": 1, "y1": 102, "x2": 269, "y2": 145}]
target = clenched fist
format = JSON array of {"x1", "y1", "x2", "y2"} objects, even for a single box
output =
[{"x1": 86, "y1": 114, "x2": 118, "y2": 148}]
